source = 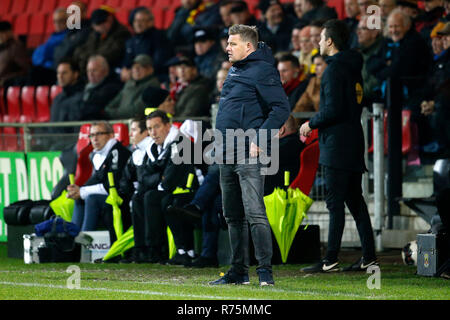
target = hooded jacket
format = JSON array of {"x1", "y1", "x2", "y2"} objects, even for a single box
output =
[
  {"x1": 308, "y1": 50, "x2": 366, "y2": 173},
  {"x1": 215, "y1": 42, "x2": 291, "y2": 160}
]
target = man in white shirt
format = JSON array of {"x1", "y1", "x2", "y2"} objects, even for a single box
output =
[{"x1": 68, "y1": 121, "x2": 131, "y2": 233}]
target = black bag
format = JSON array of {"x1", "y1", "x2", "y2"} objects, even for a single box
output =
[
  {"x1": 3, "y1": 200, "x2": 34, "y2": 225},
  {"x1": 39, "y1": 217, "x2": 80, "y2": 263},
  {"x1": 29, "y1": 201, "x2": 54, "y2": 225}
]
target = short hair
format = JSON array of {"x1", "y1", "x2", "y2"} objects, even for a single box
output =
[
  {"x1": 277, "y1": 52, "x2": 301, "y2": 68},
  {"x1": 323, "y1": 19, "x2": 350, "y2": 51},
  {"x1": 228, "y1": 24, "x2": 259, "y2": 49},
  {"x1": 132, "y1": 117, "x2": 147, "y2": 133},
  {"x1": 91, "y1": 121, "x2": 114, "y2": 134},
  {"x1": 133, "y1": 7, "x2": 154, "y2": 20},
  {"x1": 87, "y1": 54, "x2": 109, "y2": 72},
  {"x1": 387, "y1": 8, "x2": 411, "y2": 29},
  {"x1": 146, "y1": 109, "x2": 170, "y2": 125},
  {"x1": 57, "y1": 57, "x2": 81, "y2": 73}
]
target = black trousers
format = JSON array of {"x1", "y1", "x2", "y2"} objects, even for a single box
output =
[
  {"x1": 131, "y1": 190, "x2": 170, "y2": 257},
  {"x1": 323, "y1": 166, "x2": 376, "y2": 262}
]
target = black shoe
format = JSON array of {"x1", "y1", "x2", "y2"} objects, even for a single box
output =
[
  {"x1": 342, "y1": 257, "x2": 379, "y2": 272},
  {"x1": 257, "y1": 268, "x2": 274, "y2": 286},
  {"x1": 191, "y1": 256, "x2": 219, "y2": 268},
  {"x1": 301, "y1": 259, "x2": 340, "y2": 273},
  {"x1": 95, "y1": 256, "x2": 121, "y2": 264},
  {"x1": 209, "y1": 270, "x2": 250, "y2": 285},
  {"x1": 167, "y1": 253, "x2": 192, "y2": 267}
]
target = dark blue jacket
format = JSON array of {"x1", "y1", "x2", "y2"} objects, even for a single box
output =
[
  {"x1": 309, "y1": 50, "x2": 366, "y2": 173},
  {"x1": 215, "y1": 42, "x2": 290, "y2": 159}
]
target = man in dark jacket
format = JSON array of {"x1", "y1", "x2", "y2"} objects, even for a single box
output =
[
  {"x1": 67, "y1": 121, "x2": 131, "y2": 242},
  {"x1": 129, "y1": 110, "x2": 199, "y2": 264},
  {"x1": 300, "y1": 19, "x2": 377, "y2": 273},
  {"x1": 50, "y1": 58, "x2": 85, "y2": 134},
  {"x1": 210, "y1": 25, "x2": 290, "y2": 286},
  {"x1": 120, "y1": 7, "x2": 173, "y2": 83},
  {"x1": 81, "y1": 55, "x2": 123, "y2": 120}
]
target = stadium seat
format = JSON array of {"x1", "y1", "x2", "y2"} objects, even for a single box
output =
[
  {"x1": 9, "y1": 0, "x2": 27, "y2": 16},
  {"x1": 289, "y1": 128, "x2": 319, "y2": 196},
  {"x1": 36, "y1": 86, "x2": 51, "y2": 122},
  {"x1": 14, "y1": 14, "x2": 30, "y2": 36},
  {"x1": 152, "y1": 6, "x2": 165, "y2": 29},
  {"x1": 115, "y1": 10, "x2": 131, "y2": 29},
  {"x1": 2, "y1": 115, "x2": 20, "y2": 151},
  {"x1": 20, "y1": 86, "x2": 36, "y2": 123},
  {"x1": 120, "y1": 0, "x2": 138, "y2": 10},
  {"x1": 327, "y1": 0, "x2": 346, "y2": 19},
  {"x1": 105, "y1": 0, "x2": 122, "y2": 8},
  {"x1": 6, "y1": 86, "x2": 21, "y2": 122},
  {"x1": 40, "y1": 0, "x2": 58, "y2": 13},
  {"x1": 26, "y1": 0, "x2": 43, "y2": 13},
  {"x1": 113, "y1": 123, "x2": 129, "y2": 146},
  {"x1": 87, "y1": 0, "x2": 104, "y2": 16},
  {"x1": 50, "y1": 85, "x2": 63, "y2": 102},
  {"x1": 58, "y1": 0, "x2": 75, "y2": 8},
  {"x1": 75, "y1": 124, "x2": 93, "y2": 186},
  {"x1": 27, "y1": 13, "x2": 47, "y2": 48},
  {"x1": 137, "y1": 0, "x2": 156, "y2": 7},
  {"x1": 0, "y1": 0, "x2": 12, "y2": 17}
]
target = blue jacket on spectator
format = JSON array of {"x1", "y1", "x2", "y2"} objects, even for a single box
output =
[{"x1": 32, "y1": 30, "x2": 68, "y2": 69}]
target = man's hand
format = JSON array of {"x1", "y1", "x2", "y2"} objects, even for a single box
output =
[
  {"x1": 250, "y1": 142, "x2": 263, "y2": 158},
  {"x1": 66, "y1": 184, "x2": 81, "y2": 200},
  {"x1": 299, "y1": 121, "x2": 312, "y2": 138}
]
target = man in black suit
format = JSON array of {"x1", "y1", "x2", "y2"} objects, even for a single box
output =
[{"x1": 300, "y1": 19, "x2": 377, "y2": 273}]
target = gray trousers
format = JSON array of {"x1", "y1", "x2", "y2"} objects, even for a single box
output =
[{"x1": 219, "y1": 163, "x2": 272, "y2": 274}]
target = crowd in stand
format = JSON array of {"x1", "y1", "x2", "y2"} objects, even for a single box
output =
[{"x1": 0, "y1": 0, "x2": 449, "y2": 266}]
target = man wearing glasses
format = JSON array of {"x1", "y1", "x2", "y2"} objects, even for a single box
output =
[{"x1": 67, "y1": 121, "x2": 131, "y2": 238}]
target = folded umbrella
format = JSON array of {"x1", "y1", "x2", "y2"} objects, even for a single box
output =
[
  {"x1": 105, "y1": 172, "x2": 124, "y2": 239},
  {"x1": 102, "y1": 226, "x2": 135, "y2": 261},
  {"x1": 49, "y1": 174, "x2": 75, "y2": 222}
]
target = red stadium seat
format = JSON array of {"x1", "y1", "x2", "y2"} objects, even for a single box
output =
[
  {"x1": 75, "y1": 124, "x2": 93, "y2": 186},
  {"x1": 289, "y1": 128, "x2": 319, "y2": 196},
  {"x1": 40, "y1": 0, "x2": 58, "y2": 13},
  {"x1": 2, "y1": 115, "x2": 20, "y2": 151},
  {"x1": 14, "y1": 14, "x2": 30, "y2": 36},
  {"x1": 87, "y1": 0, "x2": 104, "y2": 16},
  {"x1": 27, "y1": 13, "x2": 48, "y2": 48},
  {"x1": 58, "y1": 0, "x2": 75, "y2": 8},
  {"x1": 121, "y1": 0, "x2": 138, "y2": 10},
  {"x1": 105, "y1": 0, "x2": 122, "y2": 9},
  {"x1": 50, "y1": 85, "x2": 63, "y2": 102},
  {"x1": 20, "y1": 86, "x2": 36, "y2": 123},
  {"x1": 137, "y1": 0, "x2": 156, "y2": 7},
  {"x1": 6, "y1": 86, "x2": 21, "y2": 122},
  {"x1": 26, "y1": 0, "x2": 43, "y2": 13},
  {"x1": 115, "y1": 9, "x2": 131, "y2": 29},
  {"x1": 152, "y1": 6, "x2": 165, "y2": 29},
  {"x1": 9, "y1": 0, "x2": 27, "y2": 16},
  {"x1": 113, "y1": 123, "x2": 129, "y2": 146},
  {"x1": 36, "y1": 86, "x2": 51, "y2": 122},
  {"x1": 327, "y1": 0, "x2": 346, "y2": 19},
  {"x1": 0, "y1": 0, "x2": 12, "y2": 17}
]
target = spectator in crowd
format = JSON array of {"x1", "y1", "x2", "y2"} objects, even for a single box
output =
[
  {"x1": 167, "y1": 0, "x2": 222, "y2": 49},
  {"x1": 277, "y1": 52, "x2": 308, "y2": 109},
  {"x1": 292, "y1": 53, "x2": 327, "y2": 127},
  {"x1": 193, "y1": 27, "x2": 224, "y2": 80},
  {"x1": 219, "y1": 0, "x2": 235, "y2": 28},
  {"x1": 397, "y1": 0, "x2": 421, "y2": 21},
  {"x1": 344, "y1": 0, "x2": 361, "y2": 48},
  {"x1": 309, "y1": 20, "x2": 324, "y2": 49},
  {"x1": 130, "y1": 110, "x2": 199, "y2": 264},
  {"x1": 420, "y1": 22, "x2": 450, "y2": 155},
  {"x1": 68, "y1": 121, "x2": 131, "y2": 237},
  {"x1": 290, "y1": 24, "x2": 303, "y2": 57},
  {"x1": 444, "y1": 0, "x2": 450, "y2": 20},
  {"x1": 120, "y1": 7, "x2": 173, "y2": 83},
  {"x1": 0, "y1": 21, "x2": 30, "y2": 87},
  {"x1": 170, "y1": 57, "x2": 213, "y2": 117},
  {"x1": 415, "y1": 0, "x2": 446, "y2": 40},
  {"x1": 80, "y1": 55, "x2": 123, "y2": 120},
  {"x1": 54, "y1": 1, "x2": 91, "y2": 68},
  {"x1": 229, "y1": 0, "x2": 260, "y2": 26},
  {"x1": 379, "y1": 0, "x2": 398, "y2": 22},
  {"x1": 73, "y1": 7, "x2": 131, "y2": 76},
  {"x1": 293, "y1": 0, "x2": 305, "y2": 23},
  {"x1": 297, "y1": 0, "x2": 338, "y2": 25},
  {"x1": 117, "y1": 117, "x2": 153, "y2": 263},
  {"x1": 104, "y1": 54, "x2": 160, "y2": 120},
  {"x1": 258, "y1": 0, "x2": 296, "y2": 53},
  {"x1": 299, "y1": 25, "x2": 318, "y2": 75},
  {"x1": 30, "y1": 8, "x2": 68, "y2": 85},
  {"x1": 49, "y1": 58, "x2": 85, "y2": 132},
  {"x1": 210, "y1": 67, "x2": 229, "y2": 130},
  {"x1": 357, "y1": 15, "x2": 383, "y2": 105},
  {"x1": 357, "y1": 0, "x2": 377, "y2": 16},
  {"x1": 264, "y1": 115, "x2": 304, "y2": 196},
  {"x1": 142, "y1": 86, "x2": 174, "y2": 115},
  {"x1": 367, "y1": 9, "x2": 431, "y2": 113}
]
